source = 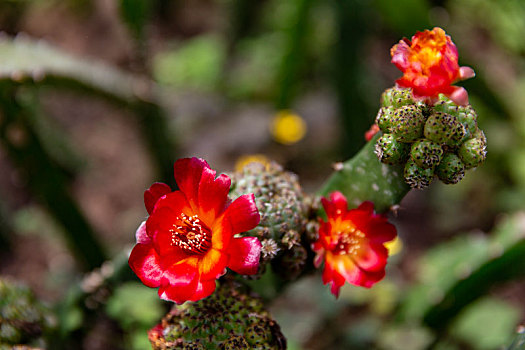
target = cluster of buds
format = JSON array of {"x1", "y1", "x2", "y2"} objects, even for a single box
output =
[
  {"x1": 374, "y1": 87, "x2": 487, "y2": 189},
  {"x1": 0, "y1": 278, "x2": 55, "y2": 349},
  {"x1": 148, "y1": 280, "x2": 286, "y2": 350},
  {"x1": 230, "y1": 161, "x2": 317, "y2": 280}
]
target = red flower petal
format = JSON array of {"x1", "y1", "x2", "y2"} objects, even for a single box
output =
[
  {"x1": 191, "y1": 279, "x2": 217, "y2": 302},
  {"x1": 197, "y1": 172, "x2": 231, "y2": 227},
  {"x1": 128, "y1": 243, "x2": 163, "y2": 288},
  {"x1": 352, "y1": 241, "x2": 389, "y2": 272},
  {"x1": 227, "y1": 237, "x2": 262, "y2": 275},
  {"x1": 321, "y1": 191, "x2": 348, "y2": 218},
  {"x1": 222, "y1": 194, "x2": 260, "y2": 233},
  {"x1": 144, "y1": 182, "x2": 171, "y2": 215},
  {"x1": 173, "y1": 158, "x2": 209, "y2": 212},
  {"x1": 390, "y1": 27, "x2": 474, "y2": 105},
  {"x1": 135, "y1": 221, "x2": 150, "y2": 244},
  {"x1": 158, "y1": 261, "x2": 198, "y2": 303},
  {"x1": 198, "y1": 248, "x2": 228, "y2": 280}
]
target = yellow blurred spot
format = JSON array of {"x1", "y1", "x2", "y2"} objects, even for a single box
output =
[
  {"x1": 385, "y1": 236, "x2": 403, "y2": 256},
  {"x1": 235, "y1": 154, "x2": 271, "y2": 172},
  {"x1": 270, "y1": 110, "x2": 307, "y2": 145}
]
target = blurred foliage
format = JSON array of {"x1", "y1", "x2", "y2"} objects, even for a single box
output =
[{"x1": 106, "y1": 282, "x2": 164, "y2": 350}]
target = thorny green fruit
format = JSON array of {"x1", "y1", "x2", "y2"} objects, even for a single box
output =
[
  {"x1": 458, "y1": 135, "x2": 487, "y2": 169},
  {"x1": 390, "y1": 105, "x2": 426, "y2": 142},
  {"x1": 374, "y1": 87, "x2": 487, "y2": 189},
  {"x1": 424, "y1": 112, "x2": 466, "y2": 147},
  {"x1": 381, "y1": 86, "x2": 414, "y2": 108},
  {"x1": 0, "y1": 278, "x2": 55, "y2": 349},
  {"x1": 404, "y1": 158, "x2": 434, "y2": 190},
  {"x1": 230, "y1": 161, "x2": 316, "y2": 280},
  {"x1": 374, "y1": 133, "x2": 409, "y2": 165},
  {"x1": 148, "y1": 281, "x2": 286, "y2": 350},
  {"x1": 436, "y1": 153, "x2": 466, "y2": 184},
  {"x1": 410, "y1": 140, "x2": 443, "y2": 169}
]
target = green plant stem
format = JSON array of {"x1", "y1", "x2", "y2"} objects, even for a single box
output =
[
  {"x1": 319, "y1": 134, "x2": 410, "y2": 213},
  {"x1": 275, "y1": 0, "x2": 314, "y2": 110},
  {"x1": 0, "y1": 199, "x2": 13, "y2": 252},
  {"x1": 423, "y1": 238, "x2": 525, "y2": 332},
  {"x1": 331, "y1": 0, "x2": 375, "y2": 157},
  {"x1": 0, "y1": 83, "x2": 107, "y2": 271}
]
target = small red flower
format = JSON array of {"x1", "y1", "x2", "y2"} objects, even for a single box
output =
[
  {"x1": 391, "y1": 27, "x2": 475, "y2": 106},
  {"x1": 313, "y1": 192, "x2": 397, "y2": 297},
  {"x1": 128, "y1": 157, "x2": 262, "y2": 303}
]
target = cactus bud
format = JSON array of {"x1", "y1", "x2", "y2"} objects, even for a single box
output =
[
  {"x1": 374, "y1": 133, "x2": 409, "y2": 164},
  {"x1": 381, "y1": 87, "x2": 414, "y2": 108},
  {"x1": 391, "y1": 105, "x2": 426, "y2": 142},
  {"x1": 458, "y1": 136, "x2": 487, "y2": 169},
  {"x1": 404, "y1": 158, "x2": 434, "y2": 189},
  {"x1": 230, "y1": 161, "x2": 309, "y2": 279},
  {"x1": 149, "y1": 281, "x2": 286, "y2": 350},
  {"x1": 424, "y1": 112, "x2": 466, "y2": 147},
  {"x1": 410, "y1": 139, "x2": 443, "y2": 169},
  {"x1": 436, "y1": 153, "x2": 466, "y2": 184},
  {"x1": 375, "y1": 107, "x2": 394, "y2": 133},
  {"x1": 434, "y1": 99, "x2": 478, "y2": 137}
]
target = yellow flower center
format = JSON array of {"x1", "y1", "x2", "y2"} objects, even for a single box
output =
[
  {"x1": 170, "y1": 213, "x2": 212, "y2": 255},
  {"x1": 333, "y1": 224, "x2": 365, "y2": 256},
  {"x1": 409, "y1": 28, "x2": 447, "y2": 75}
]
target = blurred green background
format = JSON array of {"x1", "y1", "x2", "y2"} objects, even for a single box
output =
[{"x1": 0, "y1": 0, "x2": 525, "y2": 349}]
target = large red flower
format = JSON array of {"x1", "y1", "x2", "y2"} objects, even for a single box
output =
[
  {"x1": 313, "y1": 192, "x2": 396, "y2": 297},
  {"x1": 128, "y1": 157, "x2": 262, "y2": 303},
  {"x1": 391, "y1": 27, "x2": 475, "y2": 106}
]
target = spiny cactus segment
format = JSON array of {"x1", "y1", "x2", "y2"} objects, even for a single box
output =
[
  {"x1": 0, "y1": 278, "x2": 55, "y2": 349},
  {"x1": 230, "y1": 161, "x2": 317, "y2": 280},
  {"x1": 375, "y1": 87, "x2": 487, "y2": 189},
  {"x1": 148, "y1": 281, "x2": 286, "y2": 350}
]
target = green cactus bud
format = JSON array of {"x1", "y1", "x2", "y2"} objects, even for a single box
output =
[
  {"x1": 436, "y1": 153, "x2": 466, "y2": 184},
  {"x1": 390, "y1": 105, "x2": 426, "y2": 142},
  {"x1": 433, "y1": 99, "x2": 478, "y2": 138},
  {"x1": 424, "y1": 112, "x2": 466, "y2": 147},
  {"x1": 0, "y1": 278, "x2": 54, "y2": 348},
  {"x1": 381, "y1": 87, "x2": 414, "y2": 108},
  {"x1": 375, "y1": 107, "x2": 395, "y2": 133},
  {"x1": 404, "y1": 158, "x2": 434, "y2": 189},
  {"x1": 221, "y1": 335, "x2": 250, "y2": 349},
  {"x1": 271, "y1": 245, "x2": 307, "y2": 281},
  {"x1": 230, "y1": 161, "x2": 309, "y2": 279},
  {"x1": 458, "y1": 136, "x2": 487, "y2": 169},
  {"x1": 149, "y1": 281, "x2": 286, "y2": 350},
  {"x1": 374, "y1": 133, "x2": 409, "y2": 165},
  {"x1": 410, "y1": 139, "x2": 443, "y2": 169}
]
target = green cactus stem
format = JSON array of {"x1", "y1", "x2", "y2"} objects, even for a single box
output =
[
  {"x1": 320, "y1": 134, "x2": 410, "y2": 213},
  {"x1": 148, "y1": 280, "x2": 286, "y2": 350}
]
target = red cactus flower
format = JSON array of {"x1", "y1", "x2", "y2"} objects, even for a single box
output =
[
  {"x1": 391, "y1": 27, "x2": 475, "y2": 106},
  {"x1": 129, "y1": 157, "x2": 262, "y2": 303},
  {"x1": 313, "y1": 192, "x2": 397, "y2": 297}
]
